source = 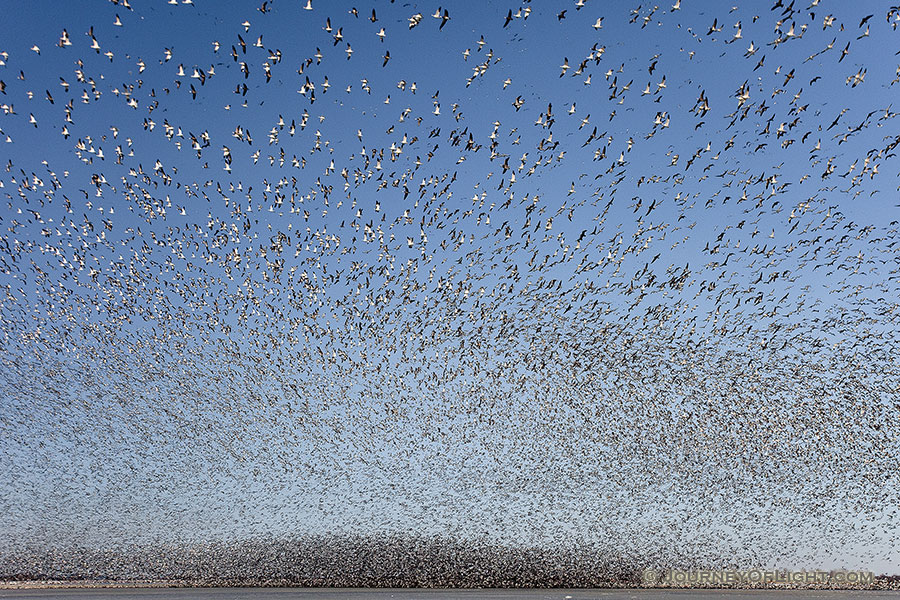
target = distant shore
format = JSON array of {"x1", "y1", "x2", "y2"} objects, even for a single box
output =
[
  {"x1": 3, "y1": 579, "x2": 900, "y2": 591},
  {"x1": 0, "y1": 580, "x2": 188, "y2": 589},
  {"x1": 4, "y1": 536, "x2": 898, "y2": 591}
]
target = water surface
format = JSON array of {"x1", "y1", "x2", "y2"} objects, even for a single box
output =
[{"x1": 2, "y1": 589, "x2": 900, "y2": 600}]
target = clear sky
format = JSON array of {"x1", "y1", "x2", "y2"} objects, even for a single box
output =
[{"x1": 0, "y1": 0, "x2": 898, "y2": 578}]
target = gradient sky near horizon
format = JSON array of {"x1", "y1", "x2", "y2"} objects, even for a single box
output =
[{"x1": 0, "y1": 0, "x2": 899, "y2": 576}]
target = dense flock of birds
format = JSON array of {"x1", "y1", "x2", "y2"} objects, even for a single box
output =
[{"x1": 0, "y1": 0, "x2": 899, "y2": 588}]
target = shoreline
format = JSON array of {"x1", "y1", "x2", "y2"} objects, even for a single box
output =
[{"x1": 4, "y1": 580, "x2": 900, "y2": 591}]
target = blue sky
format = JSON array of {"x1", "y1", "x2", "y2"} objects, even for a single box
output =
[{"x1": 0, "y1": 0, "x2": 899, "y2": 577}]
